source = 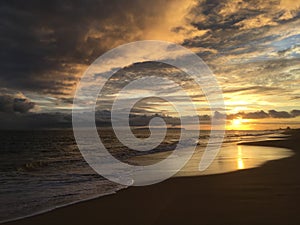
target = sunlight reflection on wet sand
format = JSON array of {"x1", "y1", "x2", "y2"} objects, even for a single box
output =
[
  {"x1": 178, "y1": 144, "x2": 294, "y2": 177},
  {"x1": 130, "y1": 143, "x2": 294, "y2": 177}
]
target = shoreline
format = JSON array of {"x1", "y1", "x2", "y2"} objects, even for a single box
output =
[{"x1": 4, "y1": 130, "x2": 300, "y2": 225}]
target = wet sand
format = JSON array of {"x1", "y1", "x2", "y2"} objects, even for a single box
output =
[{"x1": 4, "y1": 130, "x2": 300, "y2": 225}]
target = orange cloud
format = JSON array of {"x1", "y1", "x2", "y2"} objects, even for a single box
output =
[
  {"x1": 234, "y1": 14, "x2": 278, "y2": 30},
  {"x1": 280, "y1": 0, "x2": 300, "y2": 10}
]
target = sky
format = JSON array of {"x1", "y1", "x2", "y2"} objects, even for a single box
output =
[{"x1": 0, "y1": 0, "x2": 300, "y2": 130}]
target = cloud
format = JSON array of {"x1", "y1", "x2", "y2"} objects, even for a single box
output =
[
  {"x1": 291, "y1": 109, "x2": 300, "y2": 117},
  {"x1": 214, "y1": 109, "x2": 300, "y2": 120},
  {"x1": 280, "y1": 0, "x2": 300, "y2": 10},
  {"x1": 0, "y1": 0, "x2": 299, "y2": 116},
  {"x1": 0, "y1": 94, "x2": 35, "y2": 113},
  {"x1": 278, "y1": 45, "x2": 300, "y2": 57},
  {"x1": 234, "y1": 14, "x2": 278, "y2": 30},
  {"x1": 234, "y1": 110, "x2": 269, "y2": 119},
  {"x1": 181, "y1": 1, "x2": 300, "y2": 116},
  {"x1": 222, "y1": 86, "x2": 282, "y2": 95},
  {"x1": 230, "y1": 109, "x2": 300, "y2": 119},
  {"x1": 214, "y1": 111, "x2": 226, "y2": 120},
  {"x1": 268, "y1": 109, "x2": 292, "y2": 118},
  {"x1": 0, "y1": 0, "x2": 199, "y2": 98},
  {"x1": 0, "y1": 107, "x2": 299, "y2": 129}
]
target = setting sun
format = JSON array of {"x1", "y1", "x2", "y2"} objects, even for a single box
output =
[
  {"x1": 232, "y1": 118, "x2": 242, "y2": 126},
  {"x1": 227, "y1": 117, "x2": 252, "y2": 130}
]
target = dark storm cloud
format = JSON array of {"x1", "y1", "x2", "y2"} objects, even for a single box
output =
[
  {"x1": 0, "y1": 0, "x2": 192, "y2": 96},
  {"x1": 0, "y1": 94, "x2": 35, "y2": 113},
  {"x1": 2, "y1": 0, "x2": 297, "y2": 97}
]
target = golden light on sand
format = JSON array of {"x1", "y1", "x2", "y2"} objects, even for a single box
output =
[{"x1": 237, "y1": 145, "x2": 245, "y2": 169}]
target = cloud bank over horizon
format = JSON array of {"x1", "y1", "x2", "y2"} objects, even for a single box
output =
[{"x1": 0, "y1": 0, "x2": 299, "y2": 128}]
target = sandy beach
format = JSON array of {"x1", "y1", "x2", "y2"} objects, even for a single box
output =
[{"x1": 3, "y1": 130, "x2": 299, "y2": 225}]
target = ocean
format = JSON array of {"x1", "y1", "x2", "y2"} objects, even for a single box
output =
[{"x1": 0, "y1": 129, "x2": 293, "y2": 222}]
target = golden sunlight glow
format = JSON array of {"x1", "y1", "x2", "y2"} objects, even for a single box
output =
[
  {"x1": 232, "y1": 118, "x2": 242, "y2": 126},
  {"x1": 227, "y1": 117, "x2": 252, "y2": 130},
  {"x1": 237, "y1": 145, "x2": 244, "y2": 169}
]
